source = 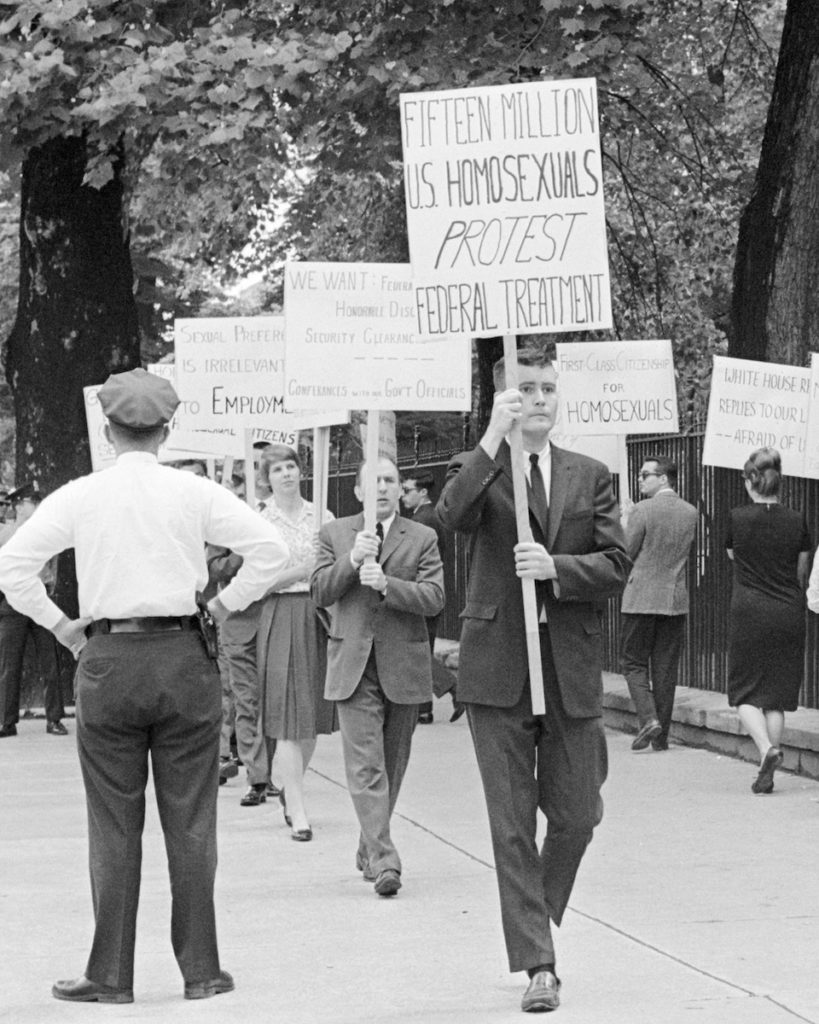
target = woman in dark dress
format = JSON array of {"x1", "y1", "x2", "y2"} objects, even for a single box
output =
[
  {"x1": 256, "y1": 444, "x2": 337, "y2": 840},
  {"x1": 726, "y1": 447, "x2": 810, "y2": 794}
]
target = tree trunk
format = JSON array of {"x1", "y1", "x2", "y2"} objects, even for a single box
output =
[
  {"x1": 5, "y1": 135, "x2": 140, "y2": 494},
  {"x1": 4, "y1": 136, "x2": 140, "y2": 641},
  {"x1": 475, "y1": 337, "x2": 504, "y2": 440},
  {"x1": 731, "y1": 0, "x2": 819, "y2": 365}
]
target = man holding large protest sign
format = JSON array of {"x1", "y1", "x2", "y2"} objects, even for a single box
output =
[{"x1": 438, "y1": 347, "x2": 629, "y2": 1012}]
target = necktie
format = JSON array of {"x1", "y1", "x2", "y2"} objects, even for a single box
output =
[
  {"x1": 257, "y1": 501, "x2": 266, "y2": 512},
  {"x1": 529, "y1": 453, "x2": 549, "y2": 535},
  {"x1": 375, "y1": 520, "x2": 384, "y2": 561}
]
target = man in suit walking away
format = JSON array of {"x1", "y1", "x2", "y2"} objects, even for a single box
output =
[
  {"x1": 621, "y1": 456, "x2": 698, "y2": 752},
  {"x1": 438, "y1": 347, "x2": 630, "y2": 1013},
  {"x1": 311, "y1": 457, "x2": 444, "y2": 897}
]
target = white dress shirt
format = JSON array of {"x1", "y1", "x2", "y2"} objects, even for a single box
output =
[{"x1": 0, "y1": 452, "x2": 289, "y2": 629}]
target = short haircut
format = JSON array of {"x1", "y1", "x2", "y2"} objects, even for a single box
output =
[
  {"x1": 356, "y1": 456, "x2": 398, "y2": 487},
  {"x1": 644, "y1": 455, "x2": 677, "y2": 488},
  {"x1": 259, "y1": 443, "x2": 301, "y2": 476},
  {"x1": 492, "y1": 346, "x2": 554, "y2": 391},
  {"x1": 107, "y1": 420, "x2": 167, "y2": 448},
  {"x1": 743, "y1": 446, "x2": 781, "y2": 498},
  {"x1": 405, "y1": 469, "x2": 436, "y2": 497}
]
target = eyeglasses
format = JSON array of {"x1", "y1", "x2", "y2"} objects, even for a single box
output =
[
  {"x1": 638, "y1": 471, "x2": 660, "y2": 479},
  {"x1": 402, "y1": 486, "x2": 418, "y2": 494}
]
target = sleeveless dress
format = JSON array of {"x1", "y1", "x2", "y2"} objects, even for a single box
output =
[{"x1": 725, "y1": 503, "x2": 810, "y2": 711}]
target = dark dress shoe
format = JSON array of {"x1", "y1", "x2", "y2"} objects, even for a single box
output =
[
  {"x1": 291, "y1": 827, "x2": 313, "y2": 842},
  {"x1": 184, "y1": 969, "x2": 235, "y2": 1000},
  {"x1": 219, "y1": 756, "x2": 239, "y2": 783},
  {"x1": 52, "y1": 976, "x2": 133, "y2": 1004},
  {"x1": 752, "y1": 746, "x2": 783, "y2": 794},
  {"x1": 266, "y1": 780, "x2": 282, "y2": 798},
  {"x1": 279, "y1": 789, "x2": 292, "y2": 826},
  {"x1": 0, "y1": 724, "x2": 17, "y2": 738},
  {"x1": 374, "y1": 868, "x2": 402, "y2": 897},
  {"x1": 239, "y1": 785, "x2": 266, "y2": 806},
  {"x1": 521, "y1": 970, "x2": 561, "y2": 1012},
  {"x1": 631, "y1": 719, "x2": 662, "y2": 751},
  {"x1": 449, "y1": 702, "x2": 465, "y2": 723},
  {"x1": 46, "y1": 720, "x2": 68, "y2": 735},
  {"x1": 417, "y1": 711, "x2": 433, "y2": 725}
]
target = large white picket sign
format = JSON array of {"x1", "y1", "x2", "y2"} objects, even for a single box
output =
[
  {"x1": 703, "y1": 356, "x2": 810, "y2": 476},
  {"x1": 553, "y1": 340, "x2": 678, "y2": 435},
  {"x1": 284, "y1": 262, "x2": 471, "y2": 410},
  {"x1": 400, "y1": 79, "x2": 611, "y2": 338},
  {"x1": 173, "y1": 315, "x2": 348, "y2": 432},
  {"x1": 803, "y1": 354, "x2": 819, "y2": 480}
]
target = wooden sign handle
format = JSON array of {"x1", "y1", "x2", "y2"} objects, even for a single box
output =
[
  {"x1": 503, "y1": 335, "x2": 546, "y2": 716},
  {"x1": 362, "y1": 410, "x2": 381, "y2": 563},
  {"x1": 313, "y1": 425, "x2": 330, "y2": 530},
  {"x1": 244, "y1": 429, "x2": 257, "y2": 509}
]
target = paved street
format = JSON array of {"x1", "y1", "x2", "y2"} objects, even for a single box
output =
[{"x1": 2, "y1": 698, "x2": 819, "y2": 1024}]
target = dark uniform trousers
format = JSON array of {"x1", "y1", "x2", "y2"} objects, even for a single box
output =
[
  {"x1": 466, "y1": 628, "x2": 608, "y2": 973},
  {"x1": 75, "y1": 629, "x2": 222, "y2": 990},
  {"x1": 0, "y1": 605, "x2": 63, "y2": 729}
]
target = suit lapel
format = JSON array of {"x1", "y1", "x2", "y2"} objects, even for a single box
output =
[
  {"x1": 379, "y1": 516, "x2": 406, "y2": 564},
  {"x1": 547, "y1": 444, "x2": 571, "y2": 549}
]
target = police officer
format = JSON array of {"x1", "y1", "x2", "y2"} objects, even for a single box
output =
[{"x1": 0, "y1": 369, "x2": 289, "y2": 1004}]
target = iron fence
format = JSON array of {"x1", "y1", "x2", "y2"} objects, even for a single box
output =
[{"x1": 313, "y1": 431, "x2": 819, "y2": 711}]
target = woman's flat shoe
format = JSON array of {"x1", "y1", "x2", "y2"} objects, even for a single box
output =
[
  {"x1": 291, "y1": 827, "x2": 313, "y2": 842},
  {"x1": 752, "y1": 746, "x2": 783, "y2": 793},
  {"x1": 279, "y1": 789, "x2": 292, "y2": 826}
]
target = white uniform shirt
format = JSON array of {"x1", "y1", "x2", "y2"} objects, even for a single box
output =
[{"x1": 0, "y1": 452, "x2": 289, "y2": 629}]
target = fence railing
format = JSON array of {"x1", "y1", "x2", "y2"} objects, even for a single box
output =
[{"x1": 314, "y1": 432, "x2": 819, "y2": 711}]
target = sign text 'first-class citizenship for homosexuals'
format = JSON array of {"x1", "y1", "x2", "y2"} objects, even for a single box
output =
[{"x1": 400, "y1": 78, "x2": 612, "y2": 339}]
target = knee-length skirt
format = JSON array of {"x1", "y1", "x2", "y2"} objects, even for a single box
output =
[{"x1": 257, "y1": 592, "x2": 337, "y2": 740}]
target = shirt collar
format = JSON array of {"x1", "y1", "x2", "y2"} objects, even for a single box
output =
[
  {"x1": 115, "y1": 451, "x2": 158, "y2": 465},
  {"x1": 377, "y1": 511, "x2": 397, "y2": 535},
  {"x1": 522, "y1": 441, "x2": 551, "y2": 476}
]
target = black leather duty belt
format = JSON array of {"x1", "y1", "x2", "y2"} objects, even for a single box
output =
[{"x1": 88, "y1": 616, "x2": 197, "y2": 636}]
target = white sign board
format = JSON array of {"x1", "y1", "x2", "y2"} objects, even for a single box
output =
[
  {"x1": 400, "y1": 79, "x2": 611, "y2": 338},
  {"x1": 147, "y1": 363, "x2": 245, "y2": 458},
  {"x1": 553, "y1": 340, "x2": 678, "y2": 435},
  {"x1": 174, "y1": 315, "x2": 349, "y2": 430},
  {"x1": 284, "y1": 262, "x2": 471, "y2": 410},
  {"x1": 703, "y1": 356, "x2": 809, "y2": 476}
]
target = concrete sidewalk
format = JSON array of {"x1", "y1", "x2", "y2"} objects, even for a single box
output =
[{"x1": 2, "y1": 702, "x2": 819, "y2": 1024}]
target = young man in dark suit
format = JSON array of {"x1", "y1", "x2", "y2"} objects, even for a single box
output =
[{"x1": 438, "y1": 347, "x2": 630, "y2": 1013}]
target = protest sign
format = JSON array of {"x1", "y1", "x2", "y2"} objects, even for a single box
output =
[
  {"x1": 703, "y1": 356, "x2": 810, "y2": 476},
  {"x1": 147, "y1": 363, "x2": 244, "y2": 458},
  {"x1": 174, "y1": 314, "x2": 349, "y2": 431},
  {"x1": 284, "y1": 262, "x2": 471, "y2": 410},
  {"x1": 553, "y1": 340, "x2": 678, "y2": 435},
  {"x1": 400, "y1": 79, "x2": 611, "y2": 338}
]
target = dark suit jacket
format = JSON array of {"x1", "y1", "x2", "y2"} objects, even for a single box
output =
[
  {"x1": 412, "y1": 501, "x2": 447, "y2": 561},
  {"x1": 437, "y1": 442, "x2": 630, "y2": 717},
  {"x1": 310, "y1": 512, "x2": 444, "y2": 704}
]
